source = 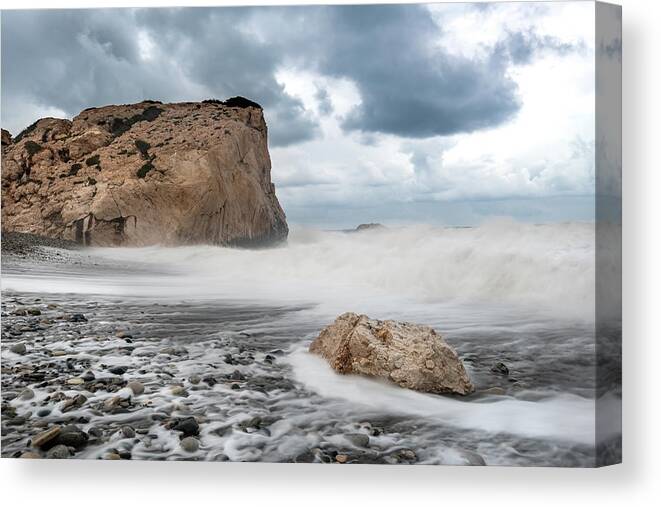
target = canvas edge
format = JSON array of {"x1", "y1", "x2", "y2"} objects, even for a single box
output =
[{"x1": 595, "y1": 0, "x2": 622, "y2": 468}]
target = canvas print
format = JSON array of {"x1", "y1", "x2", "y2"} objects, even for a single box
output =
[{"x1": 0, "y1": 1, "x2": 621, "y2": 466}]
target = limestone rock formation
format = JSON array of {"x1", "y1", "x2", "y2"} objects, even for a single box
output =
[
  {"x1": 1, "y1": 98, "x2": 288, "y2": 247},
  {"x1": 309, "y1": 312, "x2": 474, "y2": 395},
  {"x1": 354, "y1": 223, "x2": 385, "y2": 232},
  {"x1": 1, "y1": 128, "x2": 12, "y2": 147}
]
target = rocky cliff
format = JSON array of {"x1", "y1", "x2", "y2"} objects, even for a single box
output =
[{"x1": 1, "y1": 98, "x2": 288, "y2": 247}]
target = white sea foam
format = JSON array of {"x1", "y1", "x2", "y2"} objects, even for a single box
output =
[
  {"x1": 1, "y1": 221, "x2": 606, "y2": 463},
  {"x1": 3, "y1": 220, "x2": 596, "y2": 321},
  {"x1": 286, "y1": 346, "x2": 596, "y2": 445}
]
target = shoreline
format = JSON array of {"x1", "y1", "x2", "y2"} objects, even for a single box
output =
[{"x1": 0, "y1": 227, "x2": 604, "y2": 465}]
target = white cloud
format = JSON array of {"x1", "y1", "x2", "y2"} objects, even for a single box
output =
[{"x1": 270, "y1": 1, "x2": 596, "y2": 225}]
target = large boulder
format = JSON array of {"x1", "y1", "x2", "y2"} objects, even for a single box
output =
[
  {"x1": 309, "y1": 312, "x2": 474, "y2": 395},
  {"x1": 1, "y1": 98, "x2": 288, "y2": 247}
]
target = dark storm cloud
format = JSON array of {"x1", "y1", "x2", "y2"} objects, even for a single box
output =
[
  {"x1": 319, "y1": 5, "x2": 521, "y2": 137},
  {"x1": 1, "y1": 7, "x2": 318, "y2": 146},
  {"x1": 1, "y1": 4, "x2": 581, "y2": 144}
]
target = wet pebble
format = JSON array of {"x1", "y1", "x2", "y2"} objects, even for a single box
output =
[
  {"x1": 120, "y1": 426, "x2": 136, "y2": 438},
  {"x1": 32, "y1": 426, "x2": 61, "y2": 448},
  {"x1": 46, "y1": 445, "x2": 71, "y2": 459},
  {"x1": 345, "y1": 433, "x2": 370, "y2": 447},
  {"x1": 172, "y1": 417, "x2": 199, "y2": 437},
  {"x1": 180, "y1": 436, "x2": 200, "y2": 453},
  {"x1": 170, "y1": 385, "x2": 188, "y2": 396},
  {"x1": 127, "y1": 381, "x2": 144, "y2": 395},
  {"x1": 55, "y1": 425, "x2": 89, "y2": 449},
  {"x1": 10, "y1": 342, "x2": 27, "y2": 355},
  {"x1": 19, "y1": 388, "x2": 35, "y2": 400}
]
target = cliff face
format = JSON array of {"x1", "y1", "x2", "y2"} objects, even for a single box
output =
[{"x1": 1, "y1": 98, "x2": 288, "y2": 247}]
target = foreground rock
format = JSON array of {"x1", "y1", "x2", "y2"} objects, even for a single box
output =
[
  {"x1": 309, "y1": 313, "x2": 474, "y2": 395},
  {"x1": 1, "y1": 97, "x2": 288, "y2": 247}
]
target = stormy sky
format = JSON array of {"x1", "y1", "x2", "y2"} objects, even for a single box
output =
[{"x1": 1, "y1": 2, "x2": 598, "y2": 227}]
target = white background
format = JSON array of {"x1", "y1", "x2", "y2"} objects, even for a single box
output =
[{"x1": 0, "y1": 0, "x2": 658, "y2": 505}]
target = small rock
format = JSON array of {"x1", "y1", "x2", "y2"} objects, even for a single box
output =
[
  {"x1": 88, "y1": 427, "x2": 103, "y2": 438},
  {"x1": 10, "y1": 342, "x2": 27, "y2": 355},
  {"x1": 188, "y1": 374, "x2": 201, "y2": 385},
  {"x1": 392, "y1": 448, "x2": 417, "y2": 462},
  {"x1": 336, "y1": 454, "x2": 349, "y2": 463},
  {"x1": 103, "y1": 396, "x2": 121, "y2": 411},
  {"x1": 66, "y1": 378, "x2": 84, "y2": 385},
  {"x1": 20, "y1": 451, "x2": 41, "y2": 459},
  {"x1": 491, "y1": 362, "x2": 510, "y2": 376},
  {"x1": 345, "y1": 433, "x2": 370, "y2": 447},
  {"x1": 104, "y1": 452, "x2": 121, "y2": 460},
  {"x1": 170, "y1": 385, "x2": 188, "y2": 396},
  {"x1": 108, "y1": 365, "x2": 128, "y2": 375},
  {"x1": 229, "y1": 370, "x2": 245, "y2": 381},
  {"x1": 19, "y1": 388, "x2": 35, "y2": 400},
  {"x1": 69, "y1": 313, "x2": 87, "y2": 322},
  {"x1": 180, "y1": 436, "x2": 200, "y2": 453},
  {"x1": 81, "y1": 370, "x2": 96, "y2": 381},
  {"x1": 120, "y1": 426, "x2": 136, "y2": 438},
  {"x1": 172, "y1": 417, "x2": 199, "y2": 437},
  {"x1": 55, "y1": 425, "x2": 89, "y2": 449},
  {"x1": 458, "y1": 449, "x2": 486, "y2": 466},
  {"x1": 46, "y1": 445, "x2": 71, "y2": 459},
  {"x1": 27, "y1": 308, "x2": 42, "y2": 316},
  {"x1": 37, "y1": 408, "x2": 52, "y2": 417},
  {"x1": 127, "y1": 381, "x2": 144, "y2": 395},
  {"x1": 32, "y1": 426, "x2": 61, "y2": 448}
]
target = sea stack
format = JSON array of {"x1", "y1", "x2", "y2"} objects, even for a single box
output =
[{"x1": 1, "y1": 97, "x2": 288, "y2": 247}]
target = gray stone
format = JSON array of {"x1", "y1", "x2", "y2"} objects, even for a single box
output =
[
  {"x1": 55, "y1": 425, "x2": 89, "y2": 449},
  {"x1": 46, "y1": 444, "x2": 71, "y2": 459},
  {"x1": 19, "y1": 388, "x2": 35, "y2": 400},
  {"x1": 108, "y1": 365, "x2": 128, "y2": 375},
  {"x1": 172, "y1": 417, "x2": 199, "y2": 437},
  {"x1": 120, "y1": 426, "x2": 136, "y2": 438},
  {"x1": 127, "y1": 381, "x2": 144, "y2": 395},
  {"x1": 345, "y1": 433, "x2": 370, "y2": 447},
  {"x1": 10, "y1": 342, "x2": 27, "y2": 355},
  {"x1": 180, "y1": 436, "x2": 200, "y2": 453}
]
